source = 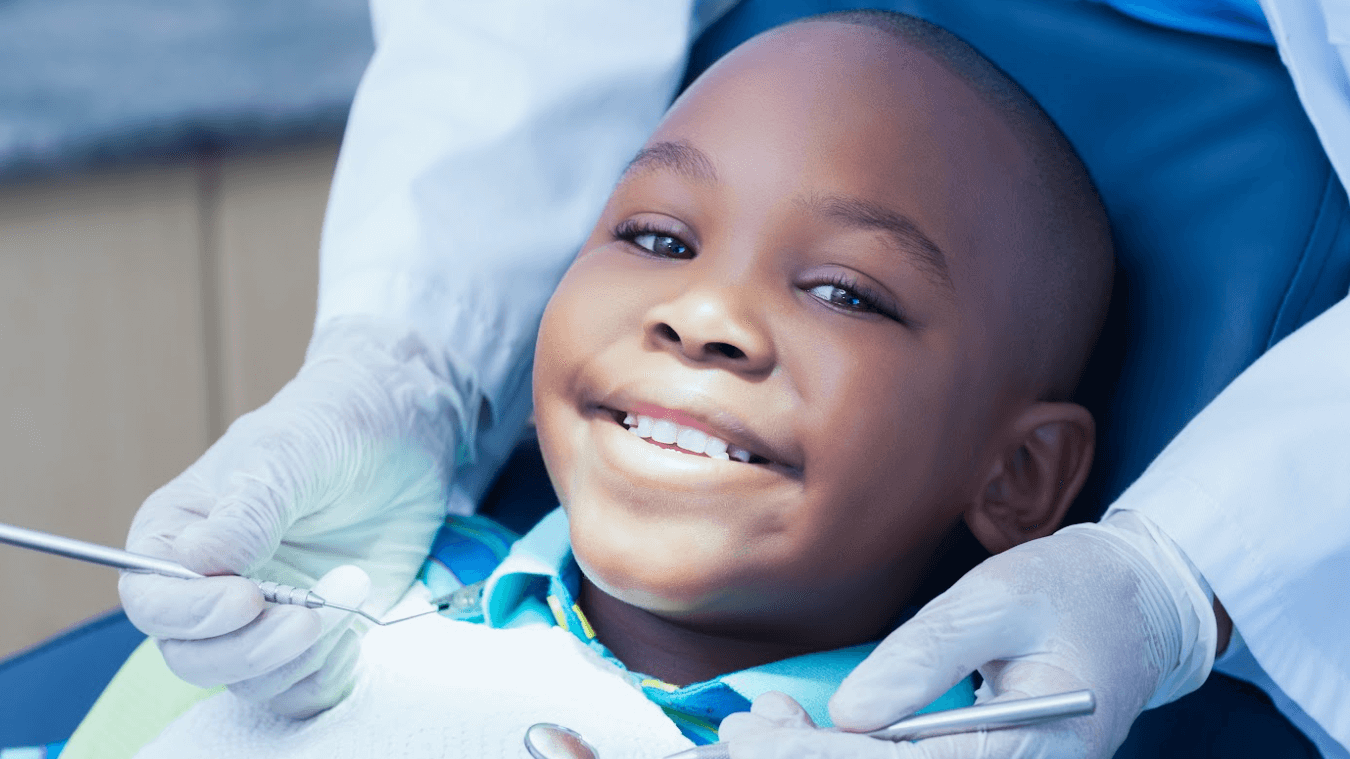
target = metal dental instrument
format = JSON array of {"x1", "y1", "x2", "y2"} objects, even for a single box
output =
[
  {"x1": 0, "y1": 520, "x2": 478, "y2": 626},
  {"x1": 663, "y1": 689, "x2": 1096, "y2": 759}
]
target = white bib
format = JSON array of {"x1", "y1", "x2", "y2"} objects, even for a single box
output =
[{"x1": 136, "y1": 614, "x2": 694, "y2": 759}]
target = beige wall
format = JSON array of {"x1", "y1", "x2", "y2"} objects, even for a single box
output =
[{"x1": 0, "y1": 142, "x2": 338, "y2": 660}]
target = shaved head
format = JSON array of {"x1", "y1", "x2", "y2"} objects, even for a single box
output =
[{"x1": 795, "y1": 11, "x2": 1114, "y2": 400}]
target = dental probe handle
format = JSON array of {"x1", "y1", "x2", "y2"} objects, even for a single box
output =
[
  {"x1": 662, "y1": 690, "x2": 1096, "y2": 759},
  {"x1": 0, "y1": 520, "x2": 204, "y2": 580},
  {"x1": 0, "y1": 520, "x2": 334, "y2": 612},
  {"x1": 256, "y1": 580, "x2": 329, "y2": 609}
]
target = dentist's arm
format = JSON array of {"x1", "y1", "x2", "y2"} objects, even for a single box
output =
[
  {"x1": 722, "y1": 293, "x2": 1350, "y2": 758},
  {"x1": 119, "y1": 0, "x2": 696, "y2": 717}
]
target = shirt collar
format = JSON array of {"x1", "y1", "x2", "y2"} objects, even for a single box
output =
[
  {"x1": 482, "y1": 507, "x2": 573, "y2": 628},
  {"x1": 478, "y1": 507, "x2": 879, "y2": 729}
]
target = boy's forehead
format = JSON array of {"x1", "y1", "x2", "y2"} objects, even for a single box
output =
[
  {"x1": 661, "y1": 21, "x2": 998, "y2": 142},
  {"x1": 633, "y1": 21, "x2": 1031, "y2": 293}
]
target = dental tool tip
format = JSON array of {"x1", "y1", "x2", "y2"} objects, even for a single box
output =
[{"x1": 321, "y1": 602, "x2": 387, "y2": 624}]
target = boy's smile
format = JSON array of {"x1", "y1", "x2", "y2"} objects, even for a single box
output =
[
  {"x1": 530, "y1": 18, "x2": 1106, "y2": 683},
  {"x1": 617, "y1": 402, "x2": 781, "y2": 464}
]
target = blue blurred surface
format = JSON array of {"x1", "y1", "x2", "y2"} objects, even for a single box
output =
[
  {"x1": 0, "y1": 609, "x2": 145, "y2": 747},
  {"x1": 0, "y1": 0, "x2": 373, "y2": 182}
]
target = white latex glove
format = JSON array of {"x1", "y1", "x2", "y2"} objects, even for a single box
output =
[
  {"x1": 719, "y1": 510, "x2": 1218, "y2": 759},
  {"x1": 119, "y1": 318, "x2": 469, "y2": 717}
]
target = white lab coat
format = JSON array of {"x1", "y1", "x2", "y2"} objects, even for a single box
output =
[
  {"x1": 316, "y1": 0, "x2": 1350, "y2": 754},
  {"x1": 1109, "y1": 2, "x2": 1350, "y2": 756}
]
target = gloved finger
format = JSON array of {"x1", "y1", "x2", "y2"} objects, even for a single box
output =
[
  {"x1": 754, "y1": 691, "x2": 817, "y2": 728},
  {"x1": 119, "y1": 571, "x2": 265, "y2": 640},
  {"x1": 977, "y1": 659, "x2": 1083, "y2": 707},
  {"x1": 720, "y1": 692, "x2": 817, "y2": 743},
  {"x1": 159, "y1": 605, "x2": 322, "y2": 687},
  {"x1": 726, "y1": 727, "x2": 901, "y2": 759},
  {"x1": 266, "y1": 627, "x2": 363, "y2": 718},
  {"x1": 718, "y1": 713, "x2": 780, "y2": 743},
  {"x1": 124, "y1": 485, "x2": 215, "y2": 559},
  {"x1": 173, "y1": 487, "x2": 289, "y2": 577},
  {"x1": 223, "y1": 566, "x2": 371, "y2": 704},
  {"x1": 830, "y1": 569, "x2": 1051, "y2": 731},
  {"x1": 226, "y1": 617, "x2": 362, "y2": 706},
  {"x1": 123, "y1": 438, "x2": 274, "y2": 565}
]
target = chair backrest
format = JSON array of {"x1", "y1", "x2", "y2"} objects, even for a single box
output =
[
  {"x1": 686, "y1": 0, "x2": 1350, "y2": 527},
  {"x1": 686, "y1": 6, "x2": 1347, "y2": 754}
]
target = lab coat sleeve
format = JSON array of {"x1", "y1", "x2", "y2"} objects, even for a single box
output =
[
  {"x1": 1106, "y1": 293, "x2": 1350, "y2": 756},
  {"x1": 316, "y1": 0, "x2": 697, "y2": 450},
  {"x1": 1259, "y1": 0, "x2": 1350, "y2": 194}
]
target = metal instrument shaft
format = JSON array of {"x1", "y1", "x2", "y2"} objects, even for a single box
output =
[
  {"x1": 663, "y1": 690, "x2": 1096, "y2": 759},
  {"x1": 0, "y1": 520, "x2": 386, "y2": 622}
]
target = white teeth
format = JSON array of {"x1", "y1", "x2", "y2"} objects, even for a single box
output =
[
  {"x1": 676, "y1": 427, "x2": 708, "y2": 453},
  {"x1": 651, "y1": 419, "x2": 679, "y2": 444},
  {"x1": 623, "y1": 413, "x2": 742, "y2": 462},
  {"x1": 704, "y1": 437, "x2": 729, "y2": 460}
]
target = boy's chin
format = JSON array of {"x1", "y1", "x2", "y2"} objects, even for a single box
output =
[
  {"x1": 572, "y1": 535, "x2": 734, "y2": 615},
  {"x1": 566, "y1": 514, "x2": 757, "y2": 618}
]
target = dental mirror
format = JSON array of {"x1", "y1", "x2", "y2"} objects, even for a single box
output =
[{"x1": 524, "y1": 723, "x2": 599, "y2": 759}]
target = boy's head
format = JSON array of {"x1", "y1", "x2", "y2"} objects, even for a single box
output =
[{"x1": 532, "y1": 12, "x2": 1112, "y2": 650}]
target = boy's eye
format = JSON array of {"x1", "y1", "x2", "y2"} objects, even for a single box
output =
[
  {"x1": 806, "y1": 280, "x2": 904, "y2": 323},
  {"x1": 632, "y1": 233, "x2": 691, "y2": 259},
  {"x1": 809, "y1": 284, "x2": 867, "y2": 310},
  {"x1": 807, "y1": 283, "x2": 876, "y2": 312},
  {"x1": 614, "y1": 218, "x2": 696, "y2": 259}
]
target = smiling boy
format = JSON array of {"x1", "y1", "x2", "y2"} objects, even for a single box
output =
[
  {"x1": 533, "y1": 9, "x2": 1111, "y2": 690},
  {"x1": 75, "y1": 10, "x2": 1113, "y2": 759}
]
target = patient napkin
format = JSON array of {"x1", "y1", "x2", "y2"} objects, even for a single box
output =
[{"x1": 135, "y1": 612, "x2": 693, "y2": 759}]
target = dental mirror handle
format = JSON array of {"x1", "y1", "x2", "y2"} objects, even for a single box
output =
[{"x1": 663, "y1": 689, "x2": 1096, "y2": 759}]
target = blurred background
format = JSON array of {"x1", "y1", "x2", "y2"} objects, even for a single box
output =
[{"x1": 0, "y1": 0, "x2": 374, "y2": 659}]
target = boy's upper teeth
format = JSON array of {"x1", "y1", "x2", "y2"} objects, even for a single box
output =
[{"x1": 623, "y1": 413, "x2": 751, "y2": 462}]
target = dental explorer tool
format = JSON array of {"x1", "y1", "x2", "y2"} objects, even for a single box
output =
[
  {"x1": 0, "y1": 520, "x2": 468, "y2": 626},
  {"x1": 662, "y1": 689, "x2": 1096, "y2": 759}
]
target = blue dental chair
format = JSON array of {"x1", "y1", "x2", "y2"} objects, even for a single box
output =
[{"x1": 2, "y1": 0, "x2": 1346, "y2": 755}]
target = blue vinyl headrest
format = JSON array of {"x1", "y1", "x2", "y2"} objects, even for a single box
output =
[{"x1": 686, "y1": 0, "x2": 1350, "y2": 525}]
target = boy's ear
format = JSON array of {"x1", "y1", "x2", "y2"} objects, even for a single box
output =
[{"x1": 965, "y1": 402, "x2": 1095, "y2": 554}]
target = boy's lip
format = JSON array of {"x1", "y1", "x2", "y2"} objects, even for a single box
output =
[{"x1": 588, "y1": 392, "x2": 803, "y2": 476}]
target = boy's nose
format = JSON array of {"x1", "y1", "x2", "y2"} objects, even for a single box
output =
[{"x1": 643, "y1": 286, "x2": 775, "y2": 374}]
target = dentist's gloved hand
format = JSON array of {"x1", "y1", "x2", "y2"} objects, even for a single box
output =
[
  {"x1": 119, "y1": 318, "x2": 469, "y2": 717},
  {"x1": 719, "y1": 510, "x2": 1218, "y2": 759}
]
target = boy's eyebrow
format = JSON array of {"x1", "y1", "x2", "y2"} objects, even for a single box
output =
[
  {"x1": 623, "y1": 141, "x2": 720, "y2": 184},
  {"x1": 623, "y1": 142, "x2": 953, "y2": 293},
  {"x1": 804, "y1": 194, "x2": 954, "y2": 292}
]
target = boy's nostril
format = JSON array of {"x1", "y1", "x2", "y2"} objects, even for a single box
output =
[
  {"x1": 708, "y1": 342, "x2": 745, "y2": 360},
  {"x1": 656, "y1": 323, "x2": 680, "y2": 343}
]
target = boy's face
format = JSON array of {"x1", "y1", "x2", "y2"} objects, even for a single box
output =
[{"x1": 533, "y1": 23, "x2": 1039, "y2": 640}]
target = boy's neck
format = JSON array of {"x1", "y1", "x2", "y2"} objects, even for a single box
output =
[{"x1": 578, "y1": 576, "x2": 844, "y2": 687}]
